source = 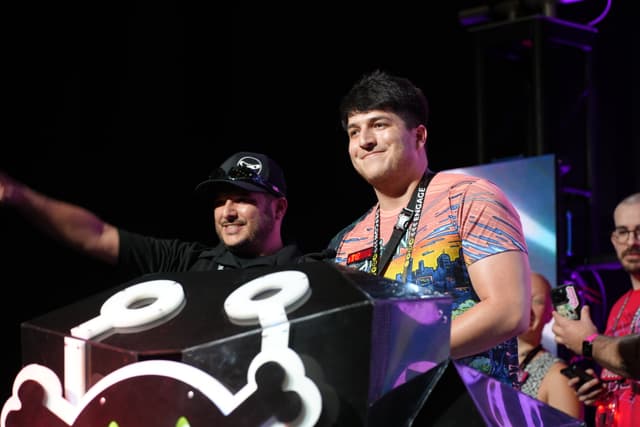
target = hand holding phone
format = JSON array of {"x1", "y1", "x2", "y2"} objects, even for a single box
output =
[
  {"x1": 551, "y1": 284, "x2": 582, "y2": 320},
  {"x1": 560, "y1": 363, "x2": 596, "y2": 388}
]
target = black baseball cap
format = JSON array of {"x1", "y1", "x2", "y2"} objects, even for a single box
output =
[{"x1": 194, "y1": 152, "x2": 287, "y2": 198}]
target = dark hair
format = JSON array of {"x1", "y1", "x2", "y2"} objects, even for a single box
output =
[{"x1": 339, "y1": 70, "x2": 430, "y2": 131}]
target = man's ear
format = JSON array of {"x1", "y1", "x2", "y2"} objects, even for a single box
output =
[
  {"x1": 275, "y1": 197, "x2": 288, "y2": 220},
  {"x1": 416, "y1": 124, "x2": 427, "y2": 148}
]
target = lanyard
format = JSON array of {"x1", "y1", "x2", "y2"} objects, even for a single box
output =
[
  {"x1": 611, "y1": 290, "x2": 634, "y2": 334},
  {"x1": 370, "y1": 173, "x2": 431, "y2": 277},
  {"x1": 516, "y1": 344, "x2": 543, "y2": 386},
  {"x1": 519, "y1": 344, "x2": 543, "y2": 371}
]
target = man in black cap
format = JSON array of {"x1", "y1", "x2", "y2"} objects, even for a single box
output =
[{"x1": 0, "y1": 151, "x2": 307, "y2": 275}]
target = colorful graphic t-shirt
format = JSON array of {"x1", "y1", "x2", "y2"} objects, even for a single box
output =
[{"x1": 329, "y1": 172, "x2": 528, "y2": 386}]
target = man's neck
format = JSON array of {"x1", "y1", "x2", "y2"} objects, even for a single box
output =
[
  {"x1": 227, "y1": 238, "x2": 284, "y2": 258},
  {"x1": 375, "y1": 173, "x2": 425, "y2": 212},
  {"x1": 259, "y1": 240, "x2": 285, "y2": 257}
]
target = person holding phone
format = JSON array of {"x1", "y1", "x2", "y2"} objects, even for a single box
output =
[
  {"x1": 553, "y1": 192, "x2": 640, "y2": 427},
  {"x1": 326, "y1": 70, "x2": 531, "y2": 388},
  {"x1": 517, "y1": 272, "x2": 583, "y2": 419}
]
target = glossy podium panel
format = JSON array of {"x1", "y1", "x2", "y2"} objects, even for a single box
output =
[
  {"x1": 2, "y1": 262, "x2": 586, "y2": 426},
  {"x1": 370, "y1": 359, "x2": 585, "y2": 426},
  {"x1": 3, "y1": 262, "x2": 452, "y2": 426}
]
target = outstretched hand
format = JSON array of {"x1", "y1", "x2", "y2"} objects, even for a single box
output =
[
  {"x1": 0, "y1": 171, "x2": 25, "y2": 206},
  {"x1": 0, "y1": 171, "x2": 11, "y2": 204},
  {"x1": 552, "y1": 305, "x2": 598, "y2": 355}
]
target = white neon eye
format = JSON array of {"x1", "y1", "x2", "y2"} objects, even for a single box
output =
[{"x1": 224, "y1": 270, "x2": 310, "y2": 325}]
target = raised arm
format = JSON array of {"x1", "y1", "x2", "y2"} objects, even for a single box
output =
[
  {"x1": 0, "y1": 171, "x2": 119, "y2": 264},
  {"x1": 450, "y1": 250, "x2": 531, "y2": 358}
]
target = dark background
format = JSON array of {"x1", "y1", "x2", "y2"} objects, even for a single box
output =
[{"x1": 1, "y1": 1, "x2": 637, "y2": 408}]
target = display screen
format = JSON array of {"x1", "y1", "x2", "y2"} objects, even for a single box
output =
[{"x1": 446, "y1": 154, "x2": 557, "y2": 285}]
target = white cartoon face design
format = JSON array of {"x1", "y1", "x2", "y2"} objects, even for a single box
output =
[{"x1": 2, "y1": 271, "x2": 321, "y2": 427}]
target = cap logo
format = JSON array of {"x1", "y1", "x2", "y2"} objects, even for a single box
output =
[{"x1": 236, "y1": 156, "x2": 263, "y2": 175}]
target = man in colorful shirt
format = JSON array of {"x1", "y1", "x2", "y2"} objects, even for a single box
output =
[{"x1": 327, "y1": 70, "x2": 532, "y2": 387}]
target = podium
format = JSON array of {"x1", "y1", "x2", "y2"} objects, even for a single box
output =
[{"x1": 1, "y1": 262, "x2": 585, "y2": 426}]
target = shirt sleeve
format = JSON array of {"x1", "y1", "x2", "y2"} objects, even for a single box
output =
[
  {"x1": 452, "y1": 176, "x2": 528, "y2": 265},
  {"x1": 118, "y1": 229, "x2": 205, "y2": 276}
]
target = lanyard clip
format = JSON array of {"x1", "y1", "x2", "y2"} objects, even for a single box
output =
[{"x1": 395, "y1": 208, "x2": 414, "y2": 231}]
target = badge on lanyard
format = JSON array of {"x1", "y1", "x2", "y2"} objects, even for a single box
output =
[{"x1": 347, "y1": 247, "x2": 374, "y2": 265}]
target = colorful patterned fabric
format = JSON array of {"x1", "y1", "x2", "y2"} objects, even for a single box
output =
[
  {"x1": 520, "y1": 350, "x2": 562, "y2": 398},
  {"x1": 330, "y1": 172, "x2": 528, "y2": 386}
]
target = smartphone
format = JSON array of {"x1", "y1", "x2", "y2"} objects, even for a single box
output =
[
  {"x1": 551, "y1": 283, "x2": 582, "y2": 320},
  {"x1": 560, "y1": 364, "x2": 596, "y2": 388}
]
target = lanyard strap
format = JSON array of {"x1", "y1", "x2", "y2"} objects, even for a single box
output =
[
  {"x1": 371, "y1": 173, "x2": 431, "y2": 277},
  {"x1": 519, "y1": 344, "x2": 543, "y2": 371},
  {"x1": 611, "y1": 290, "x2": 632, "y2": 333},
  {"x1": 516, "y1": 344, "x2": 543, "y2": 387}
]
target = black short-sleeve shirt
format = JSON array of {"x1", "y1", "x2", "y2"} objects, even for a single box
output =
[{"x1": 117, "y1": 229, "x2": 304, "y2": 278}]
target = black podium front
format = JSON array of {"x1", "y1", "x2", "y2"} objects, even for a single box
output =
[{"x1": 1, "y1": 262, "x2": 585, "y2": 426}]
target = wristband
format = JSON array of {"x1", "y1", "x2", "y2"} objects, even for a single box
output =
[{"x1": 582, "y1": 333, "x2": 599, "y2": 358}]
